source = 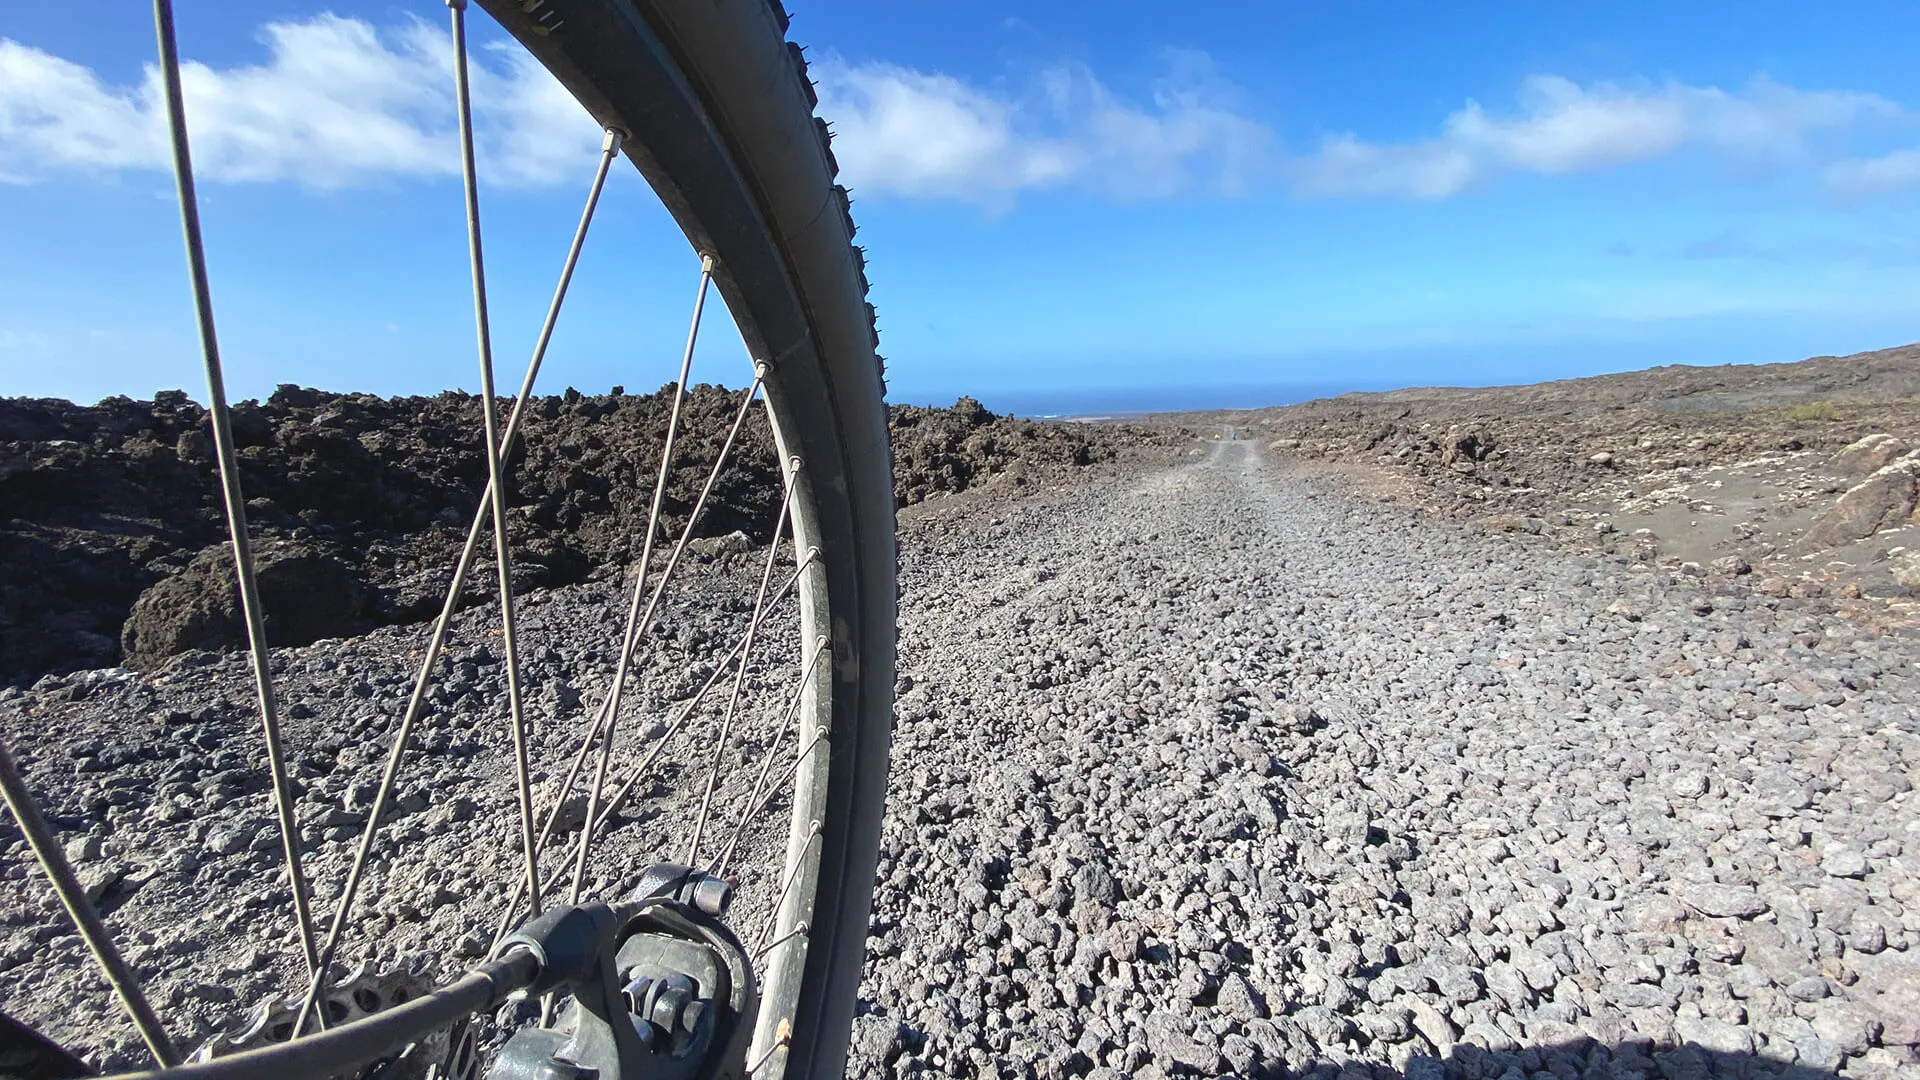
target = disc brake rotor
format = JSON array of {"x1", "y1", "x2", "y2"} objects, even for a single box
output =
[{"x1": 192, "y1": 962, "x2": 475, "y2": 1080}]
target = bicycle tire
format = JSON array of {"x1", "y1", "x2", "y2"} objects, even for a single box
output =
[{"x1": 470, "y1": 2, "x2": 895, "y2": 1077}]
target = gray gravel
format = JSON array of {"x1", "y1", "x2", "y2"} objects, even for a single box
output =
[
  {"x1": 858, "y1": 440, "x2": 1919, "y2": 1080},
  {"x1": 0, "y1": 540, "x2": 806, "y2": 1071},
  {"x1": 3, "y1": 439, "x2": 1917, "y2": 1080}
]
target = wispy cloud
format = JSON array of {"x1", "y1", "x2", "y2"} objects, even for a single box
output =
[
  {"x1": 1823, "y1": 148, "x2": 1920, "y2": 196},
  {"x1": 0, "y1": 16, "x2": 598, "y2": 189},
  {"x1": 1293, "y1": 76, "x2": 1898, "y2": 200},
  {"x1": 812, "y1": 49, "x2": 1270, "y2": 204},
  {"x1": 816, "y1": 60, "x2": 1900, "y2": 205}
]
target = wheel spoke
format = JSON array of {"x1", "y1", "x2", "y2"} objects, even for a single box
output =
[
  {"x1": 382, "y1": 123, "x2": 625, "y2": 948},
  {"x1": 755, "y1": 820, "x2": 822, "y2": 953},
  {"x1": 683, "y1": 453, "x2": 802, "y2": 865},
  {"x1": 449, "y1": 0, "x2": 542, "y2": 929},
  {"x1": 150, "y1": 0, "x2": 320, "y2": 993},
  {"x1": 557, "y1": 256, "x2": 713, "y2": 910},
  {"x1": 746, "y1": 1031, "x2": 791, "y2": 1077},
  {"x1": 289, "y1": 17, "x2": 625, "y2": 1040},
  {"x1": 589, "y1": 551, "x2": 818, "y2": 836},
  {"x1": 706, "y1": 614, "x2": 825, "y2": 876},
  {"x1": 486, "y1": 547, "x2": 818, "y2": 949},
  {"x1": 712, "y1": 635, "x2": 831, "y2": 877},
  {"x1": 0, "y1": 739, "x2": 178, "y2": 1067},
  {"x1": 754, "y1": 921, "x2": 810, "y2": 963},
  {"x1": 16, "y1": 2, "x2": 885, "y2": 1075},
  {"x1": 526, "y1": 127, "x2": 625, "y2": 408},
  {"x1": 567, "y1": 367, "x2": 767, "y2": 905},
  {"x1": 715, "y1": 722, "x2": 830, "y2": 879}
]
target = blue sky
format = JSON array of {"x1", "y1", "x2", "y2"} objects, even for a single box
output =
[{"x1": 3, "y1": 2, "x2": 1919, "y2": 414}]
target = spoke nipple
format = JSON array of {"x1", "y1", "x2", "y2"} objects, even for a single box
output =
[
  {"x1": 601, "y1": 128, "x2": 626, "y2": 152},
  {"x1": 699, "y1": 253, "x2": 716, "y2": 273},
  {"x1": 446, "y1": 0, "x2": 468, "y2": 9},
  {"x1": 788, "y1": 455, "x2": 803, "y2": 473},
  {"x1": 753, "y1": 360, "x2": 770, "y2": 381}
]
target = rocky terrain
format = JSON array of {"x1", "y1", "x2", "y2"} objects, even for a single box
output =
[
  {"x1": 1232, "y1": 344, "x2": 1920, "y2": 611},
  {"x1": 3, "y1": 435, "x2": 1916, "y2": 1080},
  {"x1": 0, "y1": 386, "x2": 1172, "y2": 687},
  {"x1": 848, "y1": 439, "x2": 1918, "y2": 1080},
  {"x1": 0, "y1": 538, "x2": 822, "y2": 1071}
]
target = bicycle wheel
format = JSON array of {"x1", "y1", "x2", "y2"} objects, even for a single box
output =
[{"x1": 0, "y1": 1, "x2": 893, "y2": 1079}]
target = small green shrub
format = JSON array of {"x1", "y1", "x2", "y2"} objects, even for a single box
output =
[{"x1": 1790, "y1": 400, "x2": 1837, "y2": 422}]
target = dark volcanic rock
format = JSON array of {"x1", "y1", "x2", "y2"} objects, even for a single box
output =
[
  {"x1": 888, "y1": 396, "x2": 1166, "y2": 508},
  {"x1": 2, "y1": 386, "x2": 1174, "y2": 685},
  {"x1": 120, "y1": 539, "x2": 368, "y2": 668},
  {"x1": 1, "y1": 383, "x2": 780, "y2": 685}
]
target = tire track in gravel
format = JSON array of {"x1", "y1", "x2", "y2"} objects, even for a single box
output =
[{"x1": 856, "y1": 438, "x2": 1920, "y2": 1080}]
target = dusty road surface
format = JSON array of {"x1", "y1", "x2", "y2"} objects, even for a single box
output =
[
  {"x1": 1234, "y1": 343, "x2": 1920, "y2": 602},
  {"x1": 861, "y1": 438, "x2": 1919, "y2": 1080}
]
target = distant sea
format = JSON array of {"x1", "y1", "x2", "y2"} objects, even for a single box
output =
[{"x1": 912, "y1": 383, "x2": 1375, "y2": 420}]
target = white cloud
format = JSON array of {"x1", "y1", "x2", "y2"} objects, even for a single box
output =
[
  {"x1": 1292, "y1": 136, "x2": 1476, "y2": 201},
  {"x1": 2, "y1": 18, "x2": 1903, "y2": 207},
  {"x1": 1444, "y1": 76, "x2": 1691, "y2": 174},
  {"x1": 1824, "y1": 148, "x2": 1920, "y2": 196},
  {"x1": 0, "y1": 40, "x2": 165, "y2": 180},
  {"x1": 810, "y1": 61, "x2": 1074, "y2": 200},
  {"x1": 816, "y1": 58, "x2": 1899, "y2": 205},
  {"x1": 1684, "y1": 78, "x2": 1898, "y2": 158},
  {"x1": 1295, "y1": 76, "x2": 1897, "y2": 200},
  {"x1": 812, "y1": 49, "x2": 1270, "y2": 204},
  {"x1": 0, "y1": 15, "x2": 599, "y2": 189}
]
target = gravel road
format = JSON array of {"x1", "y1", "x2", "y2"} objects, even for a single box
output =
[
  {"x1": 4, "y1": 438, "x2": 1917, "y2": 1080},
  {"x1": 857, "y1": 439, "x2": 1919, "y2": 1080}
]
